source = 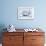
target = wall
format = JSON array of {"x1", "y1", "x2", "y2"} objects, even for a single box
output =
[
  {"x1": 0, "y1": 0, "x2": 46, "y2": 31},
  {"x1": 0, "y1": 0, "x2": 46, "y2": 30}
]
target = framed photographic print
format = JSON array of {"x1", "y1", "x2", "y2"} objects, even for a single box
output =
[{"x1": 18, "y1": 7, "x2": 34, "y2": 19}]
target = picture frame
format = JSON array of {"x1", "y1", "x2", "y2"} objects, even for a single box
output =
[{"x1": 18, "y1": 7, "x2": 34, "y2": 19}]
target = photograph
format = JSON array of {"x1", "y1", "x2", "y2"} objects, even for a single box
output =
[{"x1": 18, "y1": 7, "x2": 34, "y2": 19}]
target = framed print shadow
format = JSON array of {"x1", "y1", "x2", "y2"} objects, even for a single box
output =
[{"x1": 18, "y1": 7, "x2": 34, "y2": 19}]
